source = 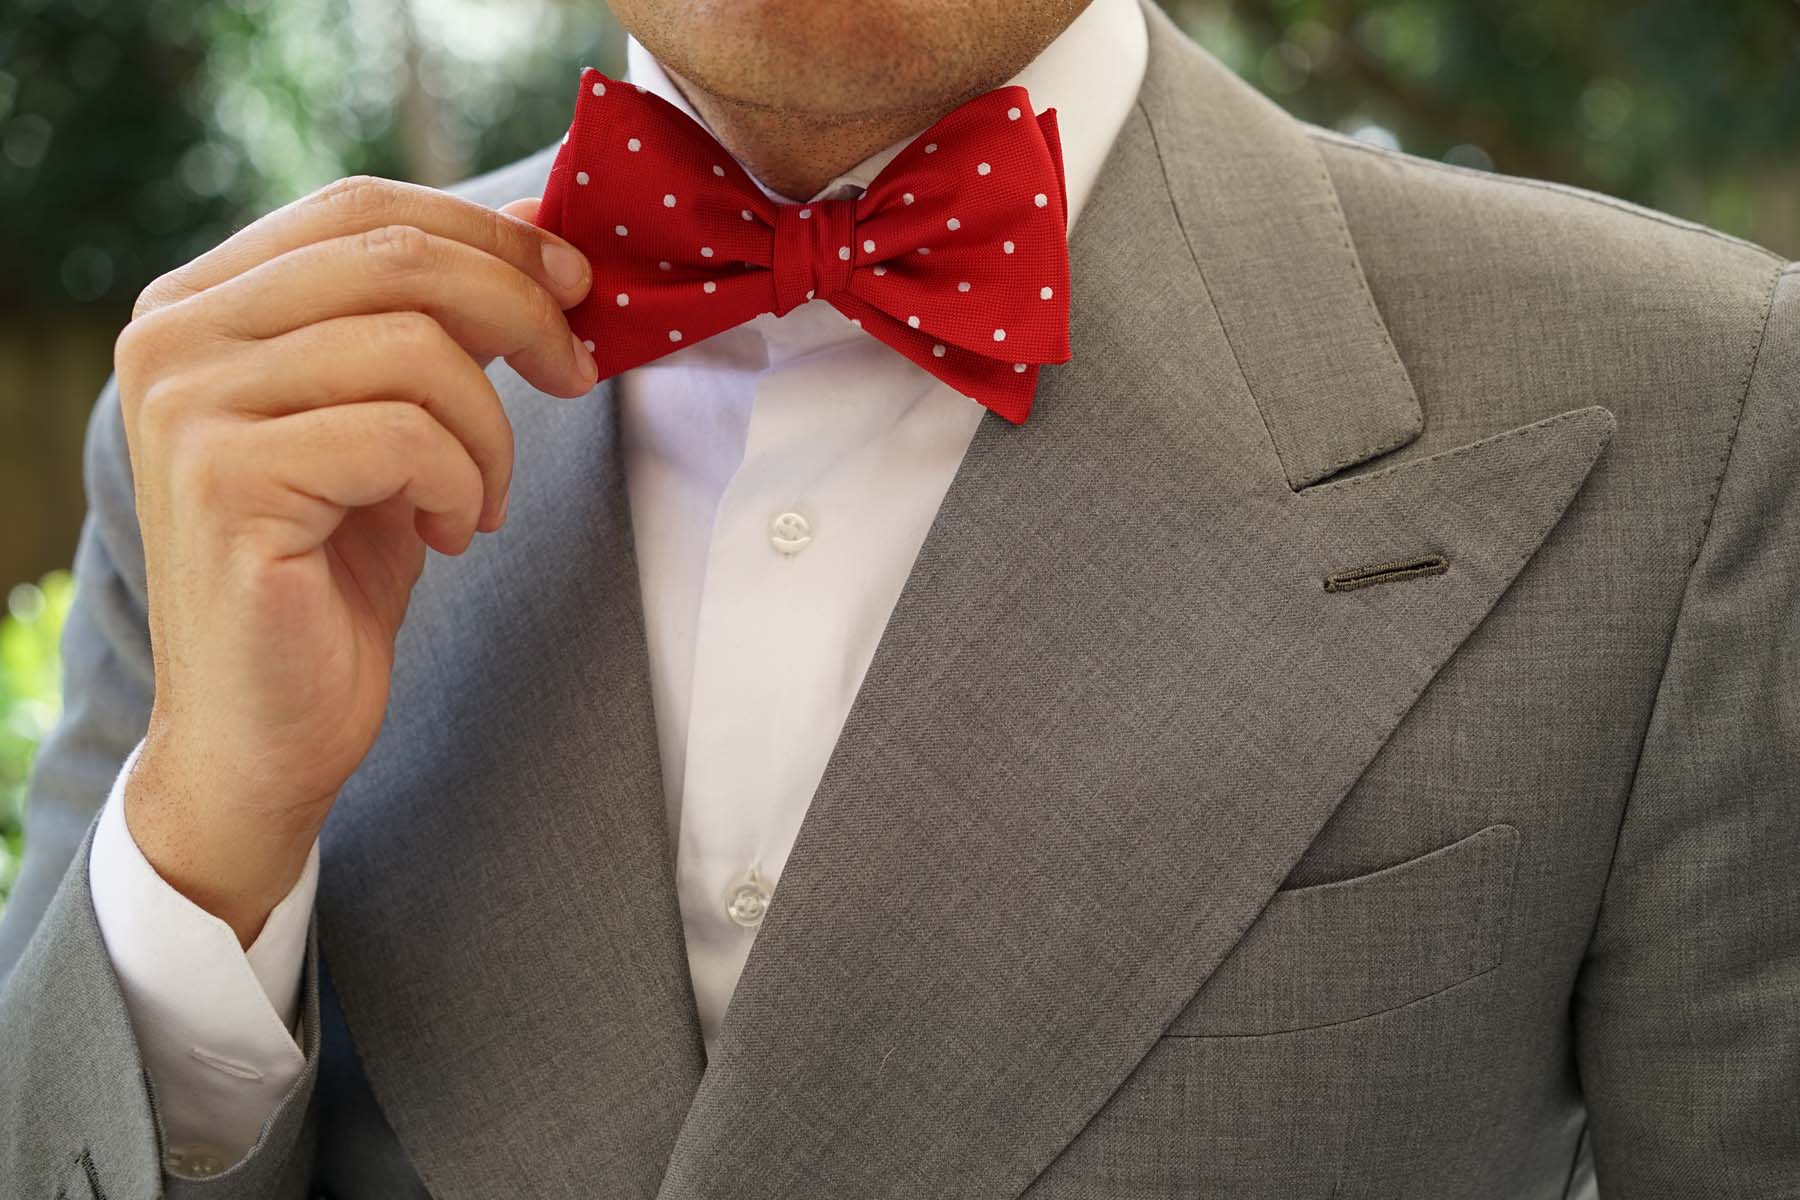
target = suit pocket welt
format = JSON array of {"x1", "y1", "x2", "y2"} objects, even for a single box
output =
[{"x1": 1165, "y1": 823, "x2": 1520, "y2": 1037}]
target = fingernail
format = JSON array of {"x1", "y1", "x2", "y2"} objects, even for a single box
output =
[
  {"x1": 571, "y1": 332, "x2": 598, "y2": 386},
  {"x1": 542, "y1": 241, "x2": 590, "y2": 293},
  {"x1": 496, "y1": 490, "x2": 510, "y2": 526}
]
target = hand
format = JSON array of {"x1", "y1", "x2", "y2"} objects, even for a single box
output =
[{"x1": 114, "y1": 178, "x2": 593, "y2": 945}]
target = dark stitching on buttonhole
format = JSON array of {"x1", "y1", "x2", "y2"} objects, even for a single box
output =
[
  {"x1": 79, "y1": 1147, "x2": 107, "y2": 1200},
  {"x1": 1323, "y1": 554, "x2": 1448, "y2": 593}
]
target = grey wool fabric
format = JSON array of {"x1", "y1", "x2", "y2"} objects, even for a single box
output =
[{"x1": 2, "y1": 5, "x2": 1797, "y2": 1197}]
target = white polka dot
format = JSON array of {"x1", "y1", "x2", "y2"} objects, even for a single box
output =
[
  {"x1": 741, "y1": 209, "x2": 753, "y2": 220},
  {"x1": 993, "y1": 328, "x2": 1007, "y2": 342},
  {"x1": 561, "y1": 130, "x2": 569, "y2": 145},
  {"x1": 592, "y1": 81, "x2": 606, "y2": 97},
  {"x1": 850, "y1": 318, "x2": 863, "y2": 328},
  {"x1": 924, "y1": 142, "x2": 938, "y2": 154},
  {"x1": 872, "y1": 265, "x2": 887, "y2": 276},
  {"x1": 862, "y1": 238, "x2": 876, "y2": 253},
  {"x1": 575, "y1": 171, "x2": 589, "y2": 185},
  {"x1": 977, "y1": 162, "x2": 991, "y2": 176},
  {"x1": 917, "y1": 247, "x2": 931, "y2": 255},
  {"x1": 712, "y1": 164, "x2": 725, "y2": 177},
  {"x1": 663, "y1": 193, "x2": 676, "y2": 207},
  {"x1": 658, "y1": 260, "x2": 671, "y2": 271},
  {"x1": 1040, "y1": 286, "x2": 1053, "y2": 300},
  {"x1": 837, "y1": 245, "x2": 850, "y2": 261},
  {"x1": 615, "y1": 292, "x2": 629, "y2": 306},
  {"x1": 798, "y1": 207, "x2": 812, "y2": 219},
  {"x1": 1034, "y1": 192, "x2": 1048, "y2": 208},
  {"x1": 668, "y1": 330, "x2": 682, "y2": 342},
  {"x1": 627, "y1": 137, "x2": 641, "y2": 152},
  {"x1": 806, "y1": 288, "x2": 816, "y2": 300},
  {"x1": 946, "y1": 217, "x2": 961, "y2": 231},
  {"x1": 583, "y1": 339, "x2": 595, "y2": 352},
  {"x1": 703, "y1": 280, "x2": 716, "y2": 294},
  {"x1": 1013, "y1": 362, "x2": 1027, "y2": 372},
  {"x1": 1007, "y1": 105, "x2": 1021, "y2": 120},
  {"x1": 907, "y1": 315, "x2": 921, "y2": 328},
  {"x1": 615, "y1": 225, "x2": 628, "y2": 236},
  {"x1": 957, "y1": 281, "x2": 971, "y2": 292},
  {"x1": 932, "y1": 343, "x2": 946, "y2": 357},
  {"x1": 1003, "y1": 240, "x2": 1015, "y2": 254},
  {"x1": 700, "y1": 246, "x2": 714, "y2": 257},
  {"x1": 634, "y1": 84, "x2": 645, "y2": 93},
  {"x1": 903, "y1": 192, "x2": 915, "y2": 205}
]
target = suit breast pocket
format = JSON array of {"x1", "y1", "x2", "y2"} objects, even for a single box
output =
[{"x1": 1165, "y1": 823, "x2": 1520, "y2": 1037}]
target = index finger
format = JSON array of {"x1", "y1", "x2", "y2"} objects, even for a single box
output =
[{"x1": 134, "y1": 175, "x2": 591, "y2": 319}]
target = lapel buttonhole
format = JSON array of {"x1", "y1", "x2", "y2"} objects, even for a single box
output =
[{"x1": 1323, "y1": 554, "x2": 1449, "y2": 593}]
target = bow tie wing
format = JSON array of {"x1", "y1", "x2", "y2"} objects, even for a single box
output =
[
  {"x1": 832, "y1": 92, "x2": 1071, "y2": 423},
  {"x1": 539, "y1": 69, "x2": 781, "y2": 377}
]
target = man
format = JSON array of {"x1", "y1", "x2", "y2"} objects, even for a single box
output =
[{"x1": 1, "y1": 0, "x2": 1795, "y2": 1195}]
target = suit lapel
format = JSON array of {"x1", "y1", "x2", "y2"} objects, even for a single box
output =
[
  {"x1": 317, "y1": 376, "x2": 705, "y2": 1199},
  {"x1": 657, "y1": 9, "x2": 1613, "y2": 1199}
]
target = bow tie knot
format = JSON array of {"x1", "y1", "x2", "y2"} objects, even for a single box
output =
[
  {"x1": 772, "y1": 197, "x2": 858, "y2": 315},
  {"x1": 537, "y1": 70, "x2": 1073, "y2": 423}
]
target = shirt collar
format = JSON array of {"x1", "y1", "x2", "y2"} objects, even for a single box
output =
[{"x1": 622, "y1": 0, "x2": 1147, "y2": 232}]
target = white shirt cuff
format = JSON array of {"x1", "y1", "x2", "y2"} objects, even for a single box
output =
[{"x1": 88, "y1": 740, "x2": 318, "y2": 1177}]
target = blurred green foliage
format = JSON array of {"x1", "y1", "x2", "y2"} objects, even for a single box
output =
[
  {"x1": 1176, "y1": 0, "x2": 1800, "y2": 250},
  {"x1": 0, "y1": 572, "x2": 72, "y2": 913},
  {"x1": 1, "y1": 0, "x2": 617, "y2": 315}
]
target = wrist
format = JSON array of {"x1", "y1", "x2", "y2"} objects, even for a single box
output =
[{"x1": 123, "y1": 734, "x2": 326, "y2": 948}]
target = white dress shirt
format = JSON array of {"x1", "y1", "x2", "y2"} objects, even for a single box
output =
[{"x1": 87, "y1": 0, "x2": 1147, "y2": 1175}]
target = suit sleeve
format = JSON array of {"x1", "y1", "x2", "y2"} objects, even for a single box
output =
[
  {"x1": 1574, "y1": 263, "x2": 1800, "y2": 1196},
  {"x1": 0, "y1": 376, "x2": 323, "y2": 1198}
]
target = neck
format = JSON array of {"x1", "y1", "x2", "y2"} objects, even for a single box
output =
[{"x1": 664, "y1": 66, "x2": 955, "y2": 201}]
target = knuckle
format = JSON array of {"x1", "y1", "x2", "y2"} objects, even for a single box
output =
[
  {"x1": 313, "y1": 174, "x2": 393, "y2": 225},
  {"x1": 133, "y1": 375, "x2": 189, "y2": 440},
  {"x1": 114, "y1": 314, "x2": 178, "y2": 414},
  {"x1": 370, "y1": 309, "x2": 444, "y2": 356},
  {"x1": 113, "y1": 313, "x2": 153, "y2": 374},
  {"x1": 360, "y1": 222, "x2": 433, "y2": 276},
  {"x1": 165, "y1": 420, "x2": 235, "y2": 505},
  {"x1": 376, "y1": 399, "x2": 433, "y2": 449},
  {"x1": 512, "y1": 265, "x2": 562, "y2": 337},
  {"x1": 131, "y1": 270, "x2": 190, "y2": 321},
  {"x1": 484, "y1": 205, "x2": 541, "y2": 275}
]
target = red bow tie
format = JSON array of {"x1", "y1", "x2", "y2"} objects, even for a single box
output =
[{"x1": 534, "y1": 69, "x2": 1072, "y2": 424}]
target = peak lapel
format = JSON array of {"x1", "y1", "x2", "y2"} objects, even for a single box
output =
[
  {"x1": 317, "y1": 378, "x2": 705, "y2": 1199},
  {"x1": 657, "y1": 12, "x2": 1613, "y2": 1200}
]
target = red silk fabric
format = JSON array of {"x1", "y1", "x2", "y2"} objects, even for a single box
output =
[{"x1": 536, "y1": 69, "x2": 1072, "y2": 424}]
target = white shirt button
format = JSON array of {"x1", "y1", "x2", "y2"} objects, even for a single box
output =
[
  {"x1": 768, "y1": 510, "x2": 814, "y2": 555},
  {"x1": 725, "y1": 870, "x2": 773, "y2": 928}
]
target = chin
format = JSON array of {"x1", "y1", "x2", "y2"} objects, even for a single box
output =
[{"x1": 614, "y1": 0, "x2": 1071, "y2": 119}]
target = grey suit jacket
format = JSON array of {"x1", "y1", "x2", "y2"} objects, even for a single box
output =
[{"x1": 3, "y1": 7, "x2": 1796, "y2": 1198}]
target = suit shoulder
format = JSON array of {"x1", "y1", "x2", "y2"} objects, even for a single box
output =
[
  {"x1": 1307, "y1": 121, "x2": 1786, "y2": 401},
  {"x1": 1307, "y1": 124, "x2": 1786, "y2": 352},
  {"x1": 1303, "y1": 124, "x2": 1790, "y2": 522}
]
